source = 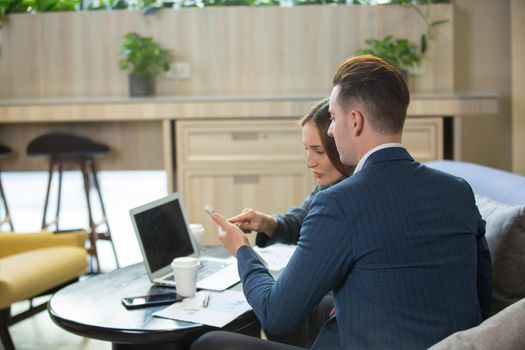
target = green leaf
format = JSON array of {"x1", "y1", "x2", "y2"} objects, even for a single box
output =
[
  {"x1": 356, "y1": 34, "x2": 422, "y2": 72},
  {"x1": 119, "y1": 32, "x2": 173, "y2": 76},
  {"x1": 431, "y1": 19, "x2": 448, "y2": 27}
]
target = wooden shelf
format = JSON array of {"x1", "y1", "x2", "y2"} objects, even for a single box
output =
[{"x1": 0, "y1": 94, "x2": 499, "y2": 123}]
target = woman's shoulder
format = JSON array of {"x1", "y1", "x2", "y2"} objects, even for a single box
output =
[
  {"x1": 320, "y1": 174, "x2": 367, "y2": 199},
  {"x1": 318, "y1": 177, "x2": 346, "y2": 192}
]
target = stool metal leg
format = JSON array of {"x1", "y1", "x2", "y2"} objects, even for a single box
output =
[
  {"x1": 42, "y1": 159, "x2": 63, "y2": 231},
  {"x1": 0, "y1": 308, "x2": 15, "y2": 350},
  {"x1": 54, "y1": 162, "x2": 64, "y2": 231},
  {"x1": 89, "y1": 159, "x2": 120, "y2": 269},
  {"x1": 39, "y1": 155, "x2": 119, "y2": 274},
  {"x1": 0, "y1": 170, "x2": 14, "y2": 232},
  {"x1": 81, "y1": 158, "x2": 100, "y2": 274},
  {"x1": 41, "y1": 160, "x2": 55, "y2": 230}
]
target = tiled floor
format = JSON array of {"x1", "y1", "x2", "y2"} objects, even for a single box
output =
[{"x1": 3, "y1": 170, "x2": 168, "y2": 350}]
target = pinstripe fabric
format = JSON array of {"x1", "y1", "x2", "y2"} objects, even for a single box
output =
[
  {"x1": 237, "y1": 147, "x2": 491, "y2": 349},
  {"x1": 256, "y1": 179, "x2": 343, "y2": 248}
]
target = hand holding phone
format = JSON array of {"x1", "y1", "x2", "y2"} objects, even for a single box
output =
[
  {"x1": 121, "y1": 293, "x2": 183, "y2": 309},
  {"x1": 204, "y1": 204, "x2": 268, "y2": 267}
]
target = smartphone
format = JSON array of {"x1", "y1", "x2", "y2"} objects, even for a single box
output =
[
  {"x1": 121, "y1": 293, "x2": 183, "y2": 309},
  {"x1": 204, "y1": 204, "x2": 215, "y2": 216}
]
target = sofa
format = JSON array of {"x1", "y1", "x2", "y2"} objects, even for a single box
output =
[
  {"x1": 0, "y1": 230, "x2": 88, "y2": 350},
  {"x1": 426, "y1": 160, "x2": 525, "y2": 349}
]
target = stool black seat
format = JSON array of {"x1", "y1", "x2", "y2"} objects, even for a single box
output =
[
  {"x1": 0, "y1": 145, "x2": 14, "y2": 231},
  {"x1": 27, "y1": 132, "x2": 119, "y2": 273},
  {"x1": 0, "y1": 145, "x2": 11, "y2": 155},
  {"x1": 27, "y1": 132, "x2": 110, "y2": 158}
]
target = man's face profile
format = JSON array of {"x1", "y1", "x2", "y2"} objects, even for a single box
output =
[{"x1": 328, "y1": 85, "x2": 356, "y2": 166}]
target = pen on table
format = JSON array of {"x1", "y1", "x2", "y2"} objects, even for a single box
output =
[{"x1": 202, "y1": 292, "x2": 210, "y2": 308}]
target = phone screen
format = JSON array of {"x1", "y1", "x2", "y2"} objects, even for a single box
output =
[{"x1": 121, "y1": 293, "x2": 183, "y2": 309}]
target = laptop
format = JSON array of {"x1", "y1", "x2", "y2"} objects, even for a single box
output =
[{"x1": 130, "y1": 192, "x2": 240, "y2": 291}]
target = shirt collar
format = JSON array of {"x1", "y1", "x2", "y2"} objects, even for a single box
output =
[{"x1": 354, "y1": 143, "x2": 405, "y2": 174}]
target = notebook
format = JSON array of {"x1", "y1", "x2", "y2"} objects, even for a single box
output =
[{"x1": 129, "y1": 192, "x2": 240, "y2": 291}]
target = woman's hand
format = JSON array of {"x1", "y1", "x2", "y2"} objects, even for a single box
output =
[
  {"x1": 210, "y1": 212, "x2": 250, "y2": 256},
  {"x1": 228, "y1": 208, "x2": 278, "y2": 236}
]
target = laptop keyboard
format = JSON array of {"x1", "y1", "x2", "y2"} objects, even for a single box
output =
[{"x1": 198, "y1": 260, "x2": 230, "y2": 280}]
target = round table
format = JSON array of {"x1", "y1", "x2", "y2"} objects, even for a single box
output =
[{"x1": 48, "y1": 263, "x2": 259, "y2": 350}]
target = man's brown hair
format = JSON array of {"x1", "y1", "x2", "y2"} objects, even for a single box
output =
[{"x1": 332, "y1": 55, "x2": 410, "y2": 135}]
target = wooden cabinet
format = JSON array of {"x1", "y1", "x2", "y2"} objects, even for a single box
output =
[
  {"x1": 176, "y1": 119, "x2": 315, "y2": 244},
  {"x1": 176, "y1": 117, "x2": 443, "y2": 244},
  {"x1": 403, "y1": 118, "x2": 443, "y2": 162}
]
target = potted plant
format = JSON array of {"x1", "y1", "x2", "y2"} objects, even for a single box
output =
[
  {"x1": 119, "y1": 32, "x2": 172, "y2": 97},
  {"x1": 356, "y1": 0, "x2": 448, "y2": 77},
  {"x1": 356, "y1": 35, "x2": 421, "y2": 76}
]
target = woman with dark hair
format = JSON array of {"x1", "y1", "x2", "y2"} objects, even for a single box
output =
[
  {"x1": 229, "y1": 99, "x2": 354, "y2": 248},
  {"x1": 227, "y1": 99, "x2": 353, "y2": 348}
]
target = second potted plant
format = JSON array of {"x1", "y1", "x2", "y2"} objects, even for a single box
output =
[
  {"x1": 119, "y1": 32, "x2": 172, "y2": 97},
  {"x1": 356, "y1": 35, "x2": 421, "y2": 77}
]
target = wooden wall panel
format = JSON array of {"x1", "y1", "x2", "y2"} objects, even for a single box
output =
[
  {"x1": 512, "y1": 0, "x2": 525, "y2": 174},
  {"x1": 0, "y1": 121, "x2": 164, "y2": 170},
  {"x1": 454, "y1": 0, "x2": 511, "y2": 169},
  {"x1": 0, "y1": 5, "x2": 453, "y2": 99}
]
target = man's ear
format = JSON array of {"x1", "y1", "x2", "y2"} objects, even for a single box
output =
[{"x1": 351, "y1": 109, "x2": 365, "y2": 136}]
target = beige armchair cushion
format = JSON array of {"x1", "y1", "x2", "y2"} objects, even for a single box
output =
[
  {"x1": 0, "y1": 230, "x2": 88, "y2": 309},
  {"x1": 0, "y1": 230, "x2": 87, "y2": 258},
  {"x1": 429, "y1": 298, "x2": 525, "y2": 350},
  {"x1": 0, "y1": 247, "x2": 87, "y2": 309}
]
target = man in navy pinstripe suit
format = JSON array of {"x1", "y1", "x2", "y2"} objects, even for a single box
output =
[{"x1": 191, "y1": 55, "x2": 492, "y2": 350}]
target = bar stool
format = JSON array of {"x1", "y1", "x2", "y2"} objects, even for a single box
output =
[
  {"x1": 26, "y1": 132, "x2": 119, "y2": 273},
  {"x1": 0, "y1": 144, "x2": 14, "y2": 232}
]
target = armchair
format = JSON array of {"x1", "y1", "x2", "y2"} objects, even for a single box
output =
[{"x1": 0, "y1": 230, "x2": 88, "y2": 350}]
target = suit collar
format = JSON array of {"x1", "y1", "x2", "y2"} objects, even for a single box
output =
[
  {"x1": 361, "y1": 146, "x2": 414, "y2": 170},
  {"x1": 354, "y1": 144, "x2": 408, "y2": 173}
]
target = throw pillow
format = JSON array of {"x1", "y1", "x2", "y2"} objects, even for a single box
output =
[
  {"x1": 428, "y1": 297, "x2": 525, "y2": 350},
  {"x1": 474, "y1": 194, "x2": 525, "y2": 314}
]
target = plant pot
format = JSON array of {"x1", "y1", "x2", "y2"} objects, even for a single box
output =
[{"x1": 129, "y1": 74, "x2": 155, "y2": 97}]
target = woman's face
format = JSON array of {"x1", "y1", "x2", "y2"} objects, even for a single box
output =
[{"x1": 302, "y1": 121, "x2": 344, "y2": 187}]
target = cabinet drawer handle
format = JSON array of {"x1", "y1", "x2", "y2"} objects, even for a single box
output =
[
  {"x1": 231, "y1": 132, "x2": 259, "y2": 141},
  {"x1": 233, "y1": 175, "x2": 260, "y2": 184}
]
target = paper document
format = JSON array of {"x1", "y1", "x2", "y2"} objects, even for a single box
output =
[
  {"x1": 153, "y1": 290, "x2": 251, "y2": 328},
  {"x1": 253, "y1": 243, "x2": 297, "y2": 271}
]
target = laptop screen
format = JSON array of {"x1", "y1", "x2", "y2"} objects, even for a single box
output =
[{"x1": 132, "y1": 197, "x2": 194, "y2": 273}]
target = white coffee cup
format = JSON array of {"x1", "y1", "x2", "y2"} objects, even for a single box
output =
[
  {"x1": 171, "y1": 257, "x2": 200, "y2": 297},
  {"x1": 189, "y1": 223, "x2": 205, "y2": 245}
]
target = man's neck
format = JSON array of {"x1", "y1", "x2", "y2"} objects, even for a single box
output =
[
  {"x1": 357, "y1": 134, "x2": 402, "y2": 161},
  {"x1": 352, "y1": 133, "x2": 403, "y2": 173}
]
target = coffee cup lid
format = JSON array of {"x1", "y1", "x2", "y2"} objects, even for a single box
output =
[{"x1": 171, "y1": 256, "x2": 199, "y2": 267}]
